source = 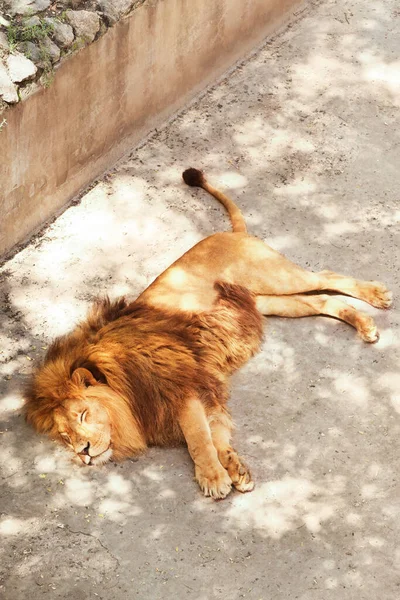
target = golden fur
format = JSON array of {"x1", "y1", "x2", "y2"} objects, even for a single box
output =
[{"x1": 26, "y1": 168, "x2": 392, "y2": 498}]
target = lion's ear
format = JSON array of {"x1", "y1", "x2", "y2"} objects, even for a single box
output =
[
  {"x1": 71, "y1": 367, "x2": 99, "y2": 387},
  {"x1": 71, "y1": 359, "x2": 107, "y2": 386}
]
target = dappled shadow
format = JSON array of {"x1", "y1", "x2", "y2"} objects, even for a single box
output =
[{"x1": 1, "y1": 0, "x2": 399, "y2": 597}]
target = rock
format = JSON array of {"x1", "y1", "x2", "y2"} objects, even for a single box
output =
[
  {"x1": 6, "y1": 0, "x2": 51, "y2": 16},
  {"x1": 0, "y1": 32, "x2": 9, "y2": 51},
  {"x1": 54, "y1": 0, "x2": 84, "y2": 7},
  {"x1": 0, "y1": 61, "x2": 18, "y2": 103},
  {"x1": 24, "y1": 16, "x2": 41, "y2": 27},
  {"x1": 66, "y1": 10, "x2": 100, "y2": 44},
  {"x1": 19, "y1": 79, "x2": 40, "y2": 101},
  {"x1": 0, "y1": 16, "x2": 11, "y2": 27},
  {"x1": 7, "y1": 53, "x2": 37, "y2": 82},
  {"x1": 56, "y1": 0, "x2": 85, "y2": 6},
  {"x1": 18, "y1": 41, "x2": 41, "y2": 64},
  {"x1": 98, "y1": 0, "x2": 135, "y2": 25},
  {"x1": 19, "y1": 36, "x2": 60, "y2": 67},
  {"x1": 44, "y1": 18, "x2": 74, "y2": 48},
  {"x1": 40, "y1": 36, "x2": 61, "y2": 63}
]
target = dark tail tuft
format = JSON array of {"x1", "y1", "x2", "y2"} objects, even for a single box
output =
[{"x1": 182, "y1": 168, "x2": 206, "y2": 187}]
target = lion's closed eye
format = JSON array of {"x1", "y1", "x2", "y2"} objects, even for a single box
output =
[
  {"x1": 60, "y1": 432, "x2": 72, "y2": 445},
  {"x1": 79, "y1": 410, "x2": 87, "y2": 423}
]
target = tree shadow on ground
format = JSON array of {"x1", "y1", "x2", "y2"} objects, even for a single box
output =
[{"x1": 1, "y1": 0, "x2": 399, "y2": 598}]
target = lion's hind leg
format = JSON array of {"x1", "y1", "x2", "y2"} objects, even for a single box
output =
[
  {"x1": 228, "y1": 236, "x2": 392, "y2": 309},
  {"x1": 208, "y1": 407, "x2": 255, "y2": 493},
  {"x1": 256, "y1": 294, "x2": 379, "y2": 342},
  {"x1": 318, "y1": 271, "x2": 393, "y2": 309},
  {"x1": 179, "y1": 397, "x2": 232, "y2": 499}
]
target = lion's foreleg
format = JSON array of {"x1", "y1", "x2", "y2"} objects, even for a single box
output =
[
  {"x1": 208, "y1": 407, "x2": 254, "y2": 493},
  {"x1": 179, "y1": 397, "x2": 232, "y2": 499}
]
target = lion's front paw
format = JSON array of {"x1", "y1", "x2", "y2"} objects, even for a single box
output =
[
  {"x1": 219, "y1": 449, "x2": 255, "y2": 493},
  {"x1": 195, "y1": 465, "x2": 232, "y2": 500},
  {"x1": 232, "y1": 463, "x2": 255, "y2": 493}
]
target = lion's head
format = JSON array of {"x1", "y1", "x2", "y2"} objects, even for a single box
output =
[
  {"x1": 26, "y1": 361, "x2": 146, "y2": 465},
  {"x1": 51, "y1": 368, "x2": 113, "y2": 465}
]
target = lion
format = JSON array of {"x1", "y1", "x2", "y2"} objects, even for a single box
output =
[{"x1": 25, "y1": 168, "x2": 392, "y2": 499}]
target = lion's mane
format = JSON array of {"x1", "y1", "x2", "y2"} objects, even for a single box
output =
[{"x1": 25, "y1": 282, "x2": 263, "y2": 459}]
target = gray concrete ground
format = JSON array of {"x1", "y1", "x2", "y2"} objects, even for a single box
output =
[{"x1": 1, "y1": 0, "x2": 399, "y2": 598}]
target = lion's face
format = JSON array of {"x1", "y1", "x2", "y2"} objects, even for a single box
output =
[
  {"x1": 26, "y1": 365, "x2": 146, "y2": 465},
  {"x1": 53, "y1": 393, "x2": 112, "y2": 466}
]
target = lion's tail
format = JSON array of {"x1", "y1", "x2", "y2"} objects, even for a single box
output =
[{"x1": 182, "y1": 168, "x2": 247, "y2": 234}]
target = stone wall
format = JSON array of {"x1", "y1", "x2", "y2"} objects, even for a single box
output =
[
  {"x1": 0, "y1": 1, "x2": 147, "y2": 107},
  {"x1": 0, "y1": 0, "x2": 302, "y2": 257}
]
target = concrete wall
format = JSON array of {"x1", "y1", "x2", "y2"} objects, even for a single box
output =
[{"x1": 0, "y1": 0, "x2": 302, "y2": 258}]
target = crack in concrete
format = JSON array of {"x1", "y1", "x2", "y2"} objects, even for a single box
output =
[{"x1": 63, "y1": 524, "x2": 121, "y2": 570}]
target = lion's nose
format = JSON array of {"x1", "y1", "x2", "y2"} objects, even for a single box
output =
[
  {"x1": 78, "y1": 442, "x2": 91, "y2": 464},
  {"x1": 81, "y1": 442, "x2": 90, "y2": 455}
]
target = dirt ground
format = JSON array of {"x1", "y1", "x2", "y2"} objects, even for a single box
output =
[{"x1": 1, "y1": 0, "x2": 399, "y2": 598}]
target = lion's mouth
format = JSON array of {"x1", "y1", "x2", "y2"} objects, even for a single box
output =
[{"x1": 79, "y1": 447, "x2": 113, "y2": 466}]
